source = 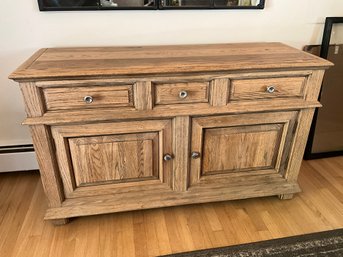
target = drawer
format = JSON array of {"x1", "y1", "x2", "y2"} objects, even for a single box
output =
[
  {"x1": 154, "y1": 81, "x2": 210, "y2": 105},
  {"x1": 229, "y1": 76, "x2": 306, "y2": 101},
  {"x1": 43, "y1": 85, "x2": 134, "y2": 111}
]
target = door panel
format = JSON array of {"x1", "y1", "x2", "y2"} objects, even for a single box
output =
[
  {"x1": 51, "y1": 119, "x2": 173, "y2": 198},
  {"x1": 190, "y1": 111, "x2": 298, "y2": 187},
  {"x1": 202, "y1": 124, "x2": 283, "y2": 174},
  {"x1": 69, "y1": 132, "x2": 158, "y2": 187}
]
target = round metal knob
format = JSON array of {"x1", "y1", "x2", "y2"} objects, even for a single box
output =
[
  {"x1": 266, "y1": 86, "x2": 276, "y2": 94},
  {"x1": 83, "y1": 96, "x2": 93, "y2": 104},
  {"x1": 191, "y1": 152, "x2": 201, "y2": 159},
  {"x1": 179, "y1": 90, "x2": 188, "y2": 99},
  {"x1": 163, "y1": 154, "x2": 173, "y2": 161}
]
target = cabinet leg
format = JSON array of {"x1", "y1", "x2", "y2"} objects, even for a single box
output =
[
  {"x1": 278, "y1": 194, "x2": 294, "y2": 200},
  {"x1": 51, "y1": 218, "x2": 70, "y2": 225}
]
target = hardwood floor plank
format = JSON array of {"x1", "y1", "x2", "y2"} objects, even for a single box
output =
[
  {"x1": 133, "y1": 212, "x2": 149, "y2": 257},
  {"x1": 201, "y1": 204, "x2": 223, "y2": 232},
  {"x1": 0, "y1": 173, "x2": 37, "y2": 257},
  {"x1": 211, "y1": 206, "x2": 238, "y2": 245},
  {"x1": 150, "y1": 210, "x2": 171, "y2": 256},
  {"x1": 163, "y1": 208, "x2": 188, "y2": 254},
  {"x1": 144, "y1": 210, "x2": 161, "y2": 257},
  {"x1": 0, "y1": 157, "x2": 342, "y2": 257}
]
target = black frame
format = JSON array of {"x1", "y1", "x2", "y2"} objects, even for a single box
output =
[
  {"x1": 37, "y1": 0, "x2": 265, "y2": 11},
  {"x1": 38, "y1": 0, "x2": 158, "y2": 10},
  {"x1": 304, "y1": 17, "x2": 343, "y2": 160},
  {"x1": 160, "y1": 0, "x2": 264, "y2": 10}
]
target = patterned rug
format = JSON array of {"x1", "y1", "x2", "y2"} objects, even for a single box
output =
[{"x1": 160, "y1": 229, "x2": 343, "y2": 257}]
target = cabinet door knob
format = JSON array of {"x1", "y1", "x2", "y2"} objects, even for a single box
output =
[
  {"x1": 266, "y1": 86, "x2": 276, "y2": 93},
  {"x1": 179, "y1": 90, "x2": 188, "y2": 99},
  {"x1": 83, "y1": 96, "x2": 94, "y2": 103},
  {"x1": 163, "y1": 154, "x2": 173, "y2": 161},
  {"x1": 191, "y1": 151, "x2": 201, "y2": 159}
]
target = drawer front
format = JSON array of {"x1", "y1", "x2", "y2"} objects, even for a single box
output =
[
  {"x1": 43, "y1": 85, "x2": 134, "y2": 111},
  {"x1": 154, "y1": 82, "x2": 210, "y2": 105},
  {"x1": 230, "y1": 76, "x2": 306, "y2": 101}
]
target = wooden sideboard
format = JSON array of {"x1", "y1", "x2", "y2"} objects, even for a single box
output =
[{"x1": 9, "y1": 43, "x2": 332, "y2": 225}]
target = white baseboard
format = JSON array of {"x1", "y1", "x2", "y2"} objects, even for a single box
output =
[{"x1": 0, "y1": 146, "x2": 38, "y2": 172}]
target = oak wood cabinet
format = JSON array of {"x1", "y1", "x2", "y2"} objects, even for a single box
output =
[{"x1": 9, "y1": 43, "x2": 332, "y2": 224}]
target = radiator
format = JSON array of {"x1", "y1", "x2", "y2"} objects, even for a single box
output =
[{"x1": 0, "y1": 145, "x2": 38, "y2": 172}]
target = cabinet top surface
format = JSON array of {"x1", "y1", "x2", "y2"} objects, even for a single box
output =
[{"x1": 9, "y1": 42, "x2": 332, "y2": 81}]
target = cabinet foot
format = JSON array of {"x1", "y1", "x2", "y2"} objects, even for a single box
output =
[
  {"x1": 51, "y1": 218, "x2": 70, "y2": 225},
  {"x1": 278, "y1": 194, "x2": 294, "y2": 200}
]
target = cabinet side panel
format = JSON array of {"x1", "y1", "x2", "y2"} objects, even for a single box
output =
[
  {"x1": 305, "y1": 70, "x2": 325, "y2": 101},
  {"x1": 30, "y1": 125, "x2": 65, "y2": 207},
  {"x1": 20, "y1": 82, "x2": 45, "y2": 117},
  {"x1": 285, "y1": 108, "x2": 316, "y2": 181}
]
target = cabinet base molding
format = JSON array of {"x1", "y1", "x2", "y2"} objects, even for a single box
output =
[
  {"x1": 278, "y1": 194, "x2": 295, "y2": 200},
  {"x1": 9, "y1": 43, "x2": 332, "y2": 224},
  {"x1": 51, "y1": 218, "x2": 70, "y2": 225},
  {"x1": 44, "y1": 177, "x2": 300, "y2": 220}
]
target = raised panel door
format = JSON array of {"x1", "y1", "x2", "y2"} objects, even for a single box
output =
[
  {"x1": 190, "y1": 111, "x2": 298, "y2": 188},
  {"x1": 69, "y1": 132, "x2": 159, "y2": 187},
  {"x1": 51, "y1": 119, "x2": 173, "y2": 198}
]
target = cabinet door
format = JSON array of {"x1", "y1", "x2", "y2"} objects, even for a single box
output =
[
  {"x1": 190, "y1": 111, "x2": 298, "y2": 188},
  {"x1": 51, "y1": 119, "x2": 173, "y2": 198}
]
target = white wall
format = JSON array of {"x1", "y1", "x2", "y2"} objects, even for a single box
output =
[{"x1": 0, "y1": 0, "x2": 343, "y2": 146}]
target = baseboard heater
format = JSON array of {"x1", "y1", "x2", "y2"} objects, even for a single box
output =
[{"x1": 0, "y1": 144, "x2": 39, "y2": 172}]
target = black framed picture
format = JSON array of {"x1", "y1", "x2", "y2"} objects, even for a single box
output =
[
  {"x1": 160, "y1": 0, "x2": 264, "y2": 9},
  {"x1": 304, "y1": 17, "x2": 343, "y2": 159},
  {"x1": 37, "y1": 0, "x2": 265, "y2": 10},
  {"x1": 38, "y1": 0, "x2": 158, "y2": 10}
]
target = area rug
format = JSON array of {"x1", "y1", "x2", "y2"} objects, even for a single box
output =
[{"x1": 160, "y1": 229, "x2": 343, "y2": 257}]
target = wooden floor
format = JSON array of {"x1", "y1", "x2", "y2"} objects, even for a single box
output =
[{"x1": 0, "y1": 157, "x2": 342, "y2": 257}]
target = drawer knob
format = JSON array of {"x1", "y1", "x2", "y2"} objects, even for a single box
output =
[
  {"x1": 191, "y1": 151, "x2": 201, "y2": 159},
  {"x1": 266, "y1": 86, "x2": 276, "y2": 93},
  {"x1": 163, "y1": 153, "x2": 173, "y2": 161},
  {"x1": 179, "y1": 90, "x2": 188, "y2": 99},
  {"x1": 83, "y1": 96, "x2": 94, "y2": 104}
]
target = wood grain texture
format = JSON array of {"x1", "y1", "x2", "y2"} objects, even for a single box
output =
[
  {"x1": 20, "y1": 83, "x2": 45, "y2": 117},
  {"x1": 202, "y1": 124, "x2": 282, "y2": 174},
  {"x1": 51, "y1": 119, "x2": 174, "y2": 199},
  {"x1": 230, "y1": 76, "x2": 306, "y2": 100},
  {"x1": 154, "y1": 82, "x2": 209, "y2": 105},
  {"x1": 43, "y1": 85, "x2": 133, "y2": 111},
  {"x1": 22, "y1": 99, "x2": 322, "y2": 126},
  {"x1": 1, "y1": 157, "x2": 342, "y2": 257},
  {"x1": 9, "y1": 43, "x2": 332, "y2": 81},
  {"x1": 9, "y1": 43, "x2": 330, "y2": 224},
  {"x1": 284, "y1": 109, "x2": 316, "y2": 182},
  {"x1": 29, "y1": 125, "x2": 64, "y2": 207},
  {"x1": 210, "y1": 78, "x2": 229, "y2": 106},
  {"x1": 305, "y1": 70, "x2": 325, "y2": 101},
  {"x1": 12, "y1": 48, "x2": 48, "y2": 74},
  {"x1": 69, "y1": 133, "x2": 158, "y2": 186},
  {"x1": 134, "y1": 81, "x2": 152, "y2": 110},
  {"x1": 190, "y1": 111, "x2": 297, "y2": 187},
  {"x1": 44, "y1": 173, "x2": 301, "y2": 220},
  {"x1": 173, "y1": 116, "x2": 190, "y2": 192}
]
